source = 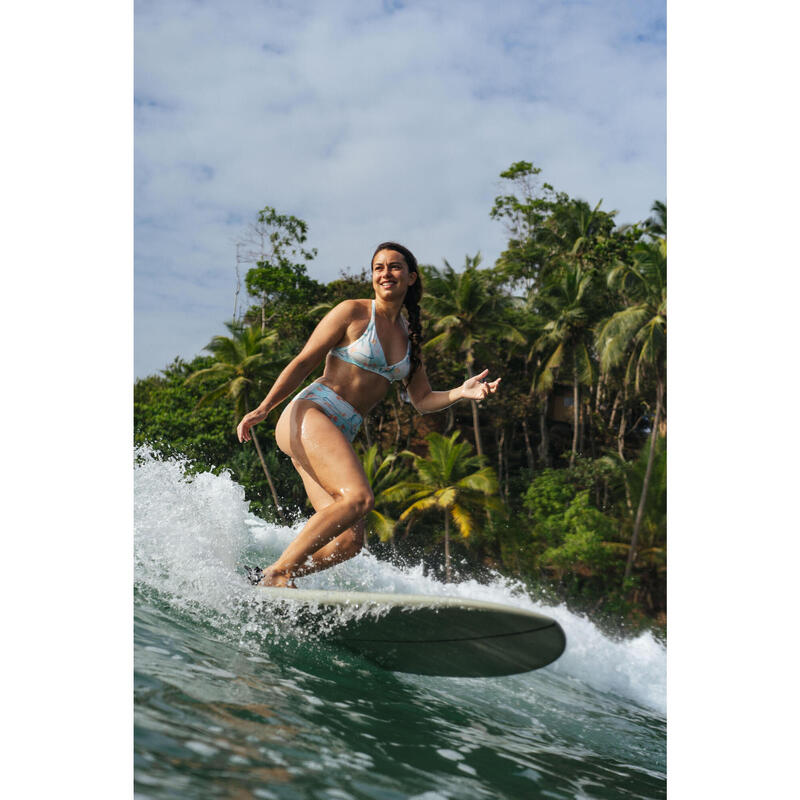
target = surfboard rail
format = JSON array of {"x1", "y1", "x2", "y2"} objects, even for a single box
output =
[{"x1": 250, "y1": 588, "x2": 567, "y2": 677}]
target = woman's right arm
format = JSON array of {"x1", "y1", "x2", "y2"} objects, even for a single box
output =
[{"x1": 237, "y1": 301, "x2": 357, "y2": 443}]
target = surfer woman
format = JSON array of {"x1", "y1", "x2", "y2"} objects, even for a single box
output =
[{"x1": 236, "y1": 242, "x2": 500, "y2": 587}]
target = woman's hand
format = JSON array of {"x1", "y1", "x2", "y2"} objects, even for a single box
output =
[
  {"x1": 461, "y1": 369, "x2": 501, "y2": 402},
  {"x1": 237, "y1": 408, "x2": 267, "y2": 443}
]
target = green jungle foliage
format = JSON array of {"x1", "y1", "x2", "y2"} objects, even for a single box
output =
[{"x1": 134, "y1": 162, "x2": 667, "y2": 635}]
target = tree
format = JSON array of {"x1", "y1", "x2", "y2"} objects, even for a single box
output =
[
  {"x1": 533, "y1": 262, "x2": 602, "y2": 467},
  {"x1": 134, "y1": 355, "x2": 239, "y2": 468},
  {"x1": 643, "y1": 200, "x2": 667, "y2": 239},
  {"x1": 241, "y1": 206, "x2": 320, "y2": 332},
  {"x1": 540, "y1": 198, "x2": 617, "y2": 265},
  {"x1": 423, "y1": 255, "x2": 525, "y2": 456},
  {"x1": 185, "y1": 322, "x2": 289, "y2": 523},
  {"x1": 305, "y1": 268, "x2": 374, "y2": 321},
  {"x1": 385, "y1": 432, "x2": 502, "y2": 581},
  {"x1": 358, "y1": 444, "x2": 407, "y2": 546},
  {"x1": 489, "y1": 161, "x2": 558, "y2": 293},
  {"x1": 596, "y1": 237, "x2": 667, "y2": 580}
]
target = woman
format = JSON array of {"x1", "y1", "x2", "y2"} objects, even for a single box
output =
[{"x1": 236, "y1": 242, "x2": 500, "y2": 587}]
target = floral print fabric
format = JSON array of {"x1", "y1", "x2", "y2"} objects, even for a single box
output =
[{"x1": 292, "y1": 382, "x2": 363, "y2": 442}]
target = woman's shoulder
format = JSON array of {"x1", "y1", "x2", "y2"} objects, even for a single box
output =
[{"x1": 330, "y1": 298, "x2": 372, "y2": 319}]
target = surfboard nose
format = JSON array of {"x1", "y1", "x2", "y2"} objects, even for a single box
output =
[{"x1": 336, "y1": 604, "x2": 566, "y2": 677}]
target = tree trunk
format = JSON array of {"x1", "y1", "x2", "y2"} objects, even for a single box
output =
[
  {"x1": 594, "y1": 372, "x2": 606, "y2": 416},
  {"x1": 234, "y1": 247, "x2": 241, "y2": 321},
  {"x1": 496, "y1": 427, "x2": 504, "y2": 493},
  {"x1": 250, "y1": 428, "x2": 286, "y2": 524},
  {"x1": 244, "y1": 396, "x2": 286, "y2": 523},
  {"x1": 609, "y1": 390, "x2": 622, "y2": 439},
  {"x1": 569, "y1": 374, "x2": 579, "y2": 468},
  {"x1": 466, "y1": 354, "x2": 483, "y2": 456},
  {"x1": 503, "y1": 430, "x2": 510, "y2": 501},
  {"x1": 617, "y1": 404, "x2": 628, "y2": 460},
  {"x1": 405, "y1": 411, "x2": 416, "y2": 450},
  {"x1": 624, "y1": 376, "x2": 664, "y2": 581},
  {"x1": 391, "y1": 396, "x2": 401, "y2": 446},
  {"x1": 538, "y1": 401, "x2": 551, "y2": 467},
  {"x1": 470, "y1": 401, "x2": 483, "y2": 456},
  {"x1": 444, "y1": 511, "x2": 451, "y2": 582},
  {"x1": 522, "y1": 417, "x2": 535, "y2": 472},
  {"x1": 616, "y1": 400, "x2": 634, "y2": 514}
]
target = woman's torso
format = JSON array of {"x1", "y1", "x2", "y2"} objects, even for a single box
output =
[{"x1": 317, "y1": 299, "x2": 410, "y2": 416}]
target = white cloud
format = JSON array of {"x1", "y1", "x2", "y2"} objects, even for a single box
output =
[{"x1": 135, "y1": 0, "x2": 665, "y2": 377}]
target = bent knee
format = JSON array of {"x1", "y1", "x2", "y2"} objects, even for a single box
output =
[{"x1": 343, "y1": 488, "x2": 374, "y2": 518}]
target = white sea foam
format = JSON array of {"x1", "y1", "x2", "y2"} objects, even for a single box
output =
[{"x1": 134, "y1": 447, "x2": 666, "y2": 714}]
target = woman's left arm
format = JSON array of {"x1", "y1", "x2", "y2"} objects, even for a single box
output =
[{"x1": 406, "y1": 366, "x2": 501, "y2": 414}]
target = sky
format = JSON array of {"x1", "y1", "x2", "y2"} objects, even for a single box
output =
[{"x1": 134, "y1": 0, "x2": 666, "y2": 378}]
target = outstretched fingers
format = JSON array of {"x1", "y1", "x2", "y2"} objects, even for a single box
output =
[{"x1": 464, "y1": 370, "x2": 502, "y2": 401}]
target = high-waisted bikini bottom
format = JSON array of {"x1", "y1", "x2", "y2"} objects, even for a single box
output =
[{"x1": 292, "y1": 381, "x2": 363, "y2": 442}]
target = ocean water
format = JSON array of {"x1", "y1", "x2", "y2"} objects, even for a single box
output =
[{"x1": 134, "y1": 448, "x2": 666, "y2": 799}]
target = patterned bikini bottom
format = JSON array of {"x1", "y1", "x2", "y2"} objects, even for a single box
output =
[{"x1": 291, "y1": 381, "x2": 363, "y2": 442}]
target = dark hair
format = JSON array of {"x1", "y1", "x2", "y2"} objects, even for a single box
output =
[{"x1": 371, "y1": 241, "x2": 423, "y2": 382}]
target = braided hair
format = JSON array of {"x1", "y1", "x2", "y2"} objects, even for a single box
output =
[{"x1": 371, "y1": 241, "x2": 423, "y2": 383}]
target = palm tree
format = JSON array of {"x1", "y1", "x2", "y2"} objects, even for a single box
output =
[
  {"x1": 533, "y1": 262, "x2": 601, "y2": 467},
  {"x1": 423, "y1": 255, "x2": 525, "y2": 455},
  {"x1": 596, "y1": 238, "x2": 666, "y2": 580},
  {"x1": 540, "y1": 198, "x2": 617, "y2": 268},
  {"x1": 358, "y1": 444, "x2": 406, "y2": 546},
  {"x1": 186, "y1": 322, "x2": 288, "y2": 523},
  {"x1": 385, "y1": 431, "x2": 502, "y2": 582},
  {"x1": 643, "y1": 200, "x2": 667, "y2": 239}
]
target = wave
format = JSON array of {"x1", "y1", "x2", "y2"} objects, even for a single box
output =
[{"x1": 134, "y1": 446, "x2": 666, "y2": 714}]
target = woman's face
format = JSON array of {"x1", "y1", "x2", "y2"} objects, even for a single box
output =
[{"x1": 372, "y1": 249, "x2": 417, "y2": 301}]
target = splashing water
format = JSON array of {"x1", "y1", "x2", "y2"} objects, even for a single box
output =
[{"x1": 134, "y1": 447, "x2": 666, "y2": 799}]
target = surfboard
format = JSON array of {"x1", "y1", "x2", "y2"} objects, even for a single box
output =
[{"x1": 252, "y1": 588, "x2": 566, "y2": 677}]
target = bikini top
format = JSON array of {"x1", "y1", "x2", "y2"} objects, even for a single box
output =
[{"x1": 330, "y1": 300, "x2": 411, "y2": 383}]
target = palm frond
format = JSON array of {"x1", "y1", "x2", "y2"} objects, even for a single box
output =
[
  {"x1": 185, "y1": 363, "x2": 236, "y2": 385},
  {"x1": 436, "y1": 486, "x2": 457, "y2": 509},
  {"x1": 596, "y1": 305, "x2": 649, "y2": 373},
  {"x1": 422, "y1": 331, "x2": 452, "y2": 351},
  {"x1": 193, "y1": 381, "x2": 233, "y2": 409},
  {"x1": 450, "y1": 503, "x2": 476, "y2": 539},
  {"x1": 456, "y1": 466, "x2": 498, "y2": 494},
  {"x1": 366, "y1": 509, "x2": 397, "y2": 543},
  {"x1": 397, "y1": 495, "x2": 440, "y2": 522},
  {"x1": 381, "y1": 480, "x2": 427, "y2": 503}
]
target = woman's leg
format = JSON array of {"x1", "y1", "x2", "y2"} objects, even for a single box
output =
[
  {"x1": 260, "y1": 399, "x2": 373, "y2": 586},
  {"x1": 289, "y1": 461, "x2": 367, "y2": 578}
]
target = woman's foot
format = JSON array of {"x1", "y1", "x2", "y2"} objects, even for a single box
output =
[
  {"x1": 262, "y1": 570, "x2": 297, "y2": 589},
  {"x1": 245, "y1": 565, "x2": 297, "y2": 589}
]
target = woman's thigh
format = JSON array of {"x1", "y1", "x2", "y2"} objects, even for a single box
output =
[
  {"x1": 294, "y1": 458, "x2": 335, "y2": 513},
  {"x1": 276, "y1": 399, "x2": 370, "y2": 500}
]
